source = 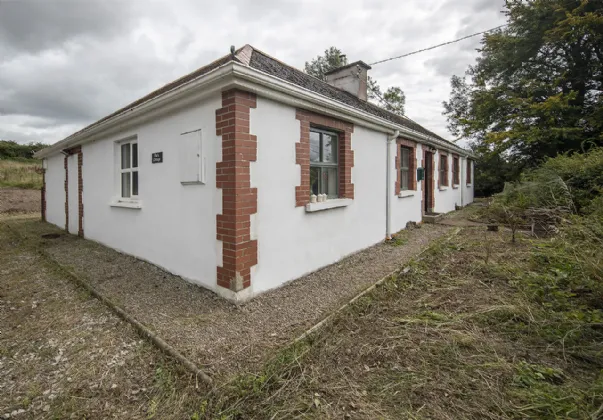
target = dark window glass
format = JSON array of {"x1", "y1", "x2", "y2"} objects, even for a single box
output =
[
  {"x1": 121, "y1": 143, "x2": 130, "y2": 169},
  {"x1": 310, "y1": 131, "x2": 320, "y2": 162},
  {"x1": 132, "y1": 143, "x2": 138, "y2": 168},
  {"x1": 309, "y1": 128, "x2": 339, "y2": 198},
  {"x1": 121, "y1": 172, "x2": 131, "y2": 198},
  {"x1": 132, "y1": 171, "x2": 138, "y2": 196}
]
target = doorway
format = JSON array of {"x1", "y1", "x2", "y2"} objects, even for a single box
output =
[{"x1": 424, "y1": 151, "x2": 434, "y2": 213}]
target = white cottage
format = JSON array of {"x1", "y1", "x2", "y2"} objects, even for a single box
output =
[{"x1": 35, "y1": 45, "x2": 474, "y2": 301}]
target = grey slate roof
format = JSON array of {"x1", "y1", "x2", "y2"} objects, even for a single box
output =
[
  {"x1": 248, "y1": 48, "x2": 450, "y2": 142},
  {"x1": 57, "y1": 44, "x2": 456, "y2": 149}
]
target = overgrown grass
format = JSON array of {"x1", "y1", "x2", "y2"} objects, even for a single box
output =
[
  {"x1": 0, "y1": 159, "x2": 42, "y2": 189},
  {"x1": 193, "y1": 222, "x2": 603, "y2": 419}
]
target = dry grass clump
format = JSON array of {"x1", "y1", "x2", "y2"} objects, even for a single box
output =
[
  {"x1": 0, "y1": 159, "x2": 42, "y2": 189},
  {"x1": 197, "y1": 224, "x2": 603, "y2": 419}
]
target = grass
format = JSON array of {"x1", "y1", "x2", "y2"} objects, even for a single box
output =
[
  {"x1": 2, "y1": 206, "x2": 602, "y2": 418},
  {"x1": 195, "y1": 223, "x2": 603, "y2": 419},
  {"x1": 0, "y1": 158, "x2": 42, "y2": 189},
  {"x1": 0, "y1": 217, "x2": 203, "y2": 419}
]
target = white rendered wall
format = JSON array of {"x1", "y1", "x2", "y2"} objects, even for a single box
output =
[
  {"x1": 67, "y1": 155, "x2": 79, "y2": 234},
  {"x1": 252, "y1": 97, "x2": 387, "y2": 293},
  {"x1": 390, "y1": 143, "x2": 424, "y2": 233},
  {"x1": 433, "y1": 150, "x2": 462, "y2": 214},
  {"x1": 464, "y1": 159, "x2": 475, "y2": 205},
  {"x1": 45, "y1": 154, "x2": 66, "y2": 229},
  {"x1": 79, "y1": 94, "x2": 222, "y2": 290}
]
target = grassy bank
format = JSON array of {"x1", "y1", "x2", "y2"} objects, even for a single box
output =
[
  {"x1": 0, "y1": 159, "x2": 42, "y2": 189},
  {"x1": 197, "y1": 223, "x2": 603, "y2": 419}
]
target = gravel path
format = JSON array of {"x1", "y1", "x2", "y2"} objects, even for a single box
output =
[{"x1": 15, "y1": 219, "x2": 450, "y2": 380}]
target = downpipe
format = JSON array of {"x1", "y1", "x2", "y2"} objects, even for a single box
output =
[{"x1": 385, "y1": 130, "x2": 400, "y2": 240}]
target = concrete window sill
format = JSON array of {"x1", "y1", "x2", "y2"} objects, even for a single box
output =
[
  {"x1": 438, "y1": 186, "x2": 449, "y2": 191},
  {"x1": 452, "y1": 184, "x2": 459, "y2": 189},
  {"x1": 305, "y1": 198, "x2": 352, "y2": 213},
  {"x1": 398, "y1": 191, "x2": 416, "y2": 198},
  {"x1": 466, "y1": 183, "x2": 473, "y2": 187},
  {"x1": 110, "y1": 200, "x2": 142, "y2": 209}
]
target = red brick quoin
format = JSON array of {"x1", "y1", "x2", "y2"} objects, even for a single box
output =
[
  {"x1": 215, "y1": 89, "x2": 258, "y2": 292},
  {"x1": 64, "y1": 146, "x2": 84, "y2": 237},
  {"x1": 294, "y1": 109, "x2": 354, "y2": 207}
]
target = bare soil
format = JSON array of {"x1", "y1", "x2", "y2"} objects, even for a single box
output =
[
  {"x1": 0, "y1": 216, "x2": 200, "y2": 419},
  {"x1": 0, "y1": 187, "x2": 40, "y2": 214},
  {"x1": 7, "y1": 218, "x2": 449, "y2": 381}
]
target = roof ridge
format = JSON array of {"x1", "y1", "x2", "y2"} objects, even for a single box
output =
[
  {"x1": 234, "y1": 44, "x2": 253, "y2": 66},
  {"x1": 248, "y1": 48, "x2": 452, "y2": 144}
]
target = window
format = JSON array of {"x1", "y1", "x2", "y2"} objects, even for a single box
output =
[
  {"x1": 466, "y1": 160, "x2": 472, "y2": 184},
  {"x1": 310, "y1": 128, "x2": 338, "y2": 198},
  {"x1": 439, "y1": 154, "x2": 448, "y2": 186},
  {"x1": 400, "y1": 146, "x2": 411, "y2": 191},
  {"x1": 120, "y1": 140, "x2": 138, "y2": 198},
  {"x1": 453, "y1": 156, "x2": 460, "y2": 185}
]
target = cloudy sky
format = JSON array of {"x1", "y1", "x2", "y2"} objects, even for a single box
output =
[{"x1": 0, "y1": 0, "x2": 507, "y2": 145}]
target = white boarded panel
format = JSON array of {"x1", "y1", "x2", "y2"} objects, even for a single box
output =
[{"x1": 179, "y1": 129, "x2": 205, "y2": 184}]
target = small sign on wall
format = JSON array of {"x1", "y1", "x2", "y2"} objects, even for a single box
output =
[{"x1": 152, "y1": 152, "x2": 163, "y2": 163}]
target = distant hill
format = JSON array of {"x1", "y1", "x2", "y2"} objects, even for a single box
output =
[{"x1": 0, "y1": 140, "x2": 46, "y2": 161}]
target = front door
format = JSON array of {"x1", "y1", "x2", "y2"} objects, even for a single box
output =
[{"x1": 424, "y1": 151, "x2": 433, "y2": 213}]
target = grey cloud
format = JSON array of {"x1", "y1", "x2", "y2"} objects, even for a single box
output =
[
  {"x1": 0, "y1": 0, "x2": 506, "y2": 145},
  {"x1": 0, "y1": 0, "x2": 136, "y2": 55}
]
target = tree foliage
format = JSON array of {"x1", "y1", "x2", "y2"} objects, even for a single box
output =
[
  {"x1": 0, "y1": 140, "x2": 45, "y2": 160},
  {"x1": 444, "y1": 0, "x2": 603, "y2": 193},
  {"x1": 305, "y1": 47, "x2": 406, "y2": 115}
]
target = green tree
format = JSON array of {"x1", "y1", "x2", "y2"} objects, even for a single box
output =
[
  {"x1": 304, "y1": 47, "x2": 348, "y2": 81},
  {"x1": 305, "y1": 47, "x2": 406, "y2": 115},
  {"x1": 444, "y1": 0, "x2": 603, "y2": 176}
]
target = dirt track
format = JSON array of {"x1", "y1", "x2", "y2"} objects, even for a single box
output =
[{"x1": 0, "y1": 187, "x2": 40, "y2": 214}]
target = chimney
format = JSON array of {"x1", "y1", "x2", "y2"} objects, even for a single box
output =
[{"x1": 324, "y1": 61, "x2": 372, "y2": 101}]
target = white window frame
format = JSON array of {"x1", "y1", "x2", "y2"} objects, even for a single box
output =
[
  {"x1": 118, "y1": 138, "x2": 139, "y2": 202},
  {"x1": 309, "y1": 127, "x2": 339, "y2": 199}
]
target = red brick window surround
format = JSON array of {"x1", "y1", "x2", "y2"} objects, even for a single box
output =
[
  {"x1": 295, "y1": 109, "x2": 354, "y2": 207},
  {"x1": 215, "y1": 89, "x2": 258, "y2": 292},
  {"x1": 395, "y1": 138, "x2": 417, "y2": 195},
  {"x1": 439, "y1": 151, "x2": 449, "y2": 187},
  {"x1": 452, "y1": 154, "x2": 460, "y2": 185},
  {"x1": 466, "y1": 159, "x2": 472, "y2": 184}
]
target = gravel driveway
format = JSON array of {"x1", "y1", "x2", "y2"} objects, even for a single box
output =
[{"x1": 12, "y1": 219, "x2": 450, "y2": 381}]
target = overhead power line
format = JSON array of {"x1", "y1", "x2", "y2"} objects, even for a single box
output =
[{"x1": 369, "y1": 24, "x2": 508, "y2": 66}]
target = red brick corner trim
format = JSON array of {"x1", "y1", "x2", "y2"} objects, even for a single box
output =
[
  {"x1": 41, "y1": 168, "x2": 46, "y2": 222},
  {"x1": 395, "y1": 138, "x2": 417, "y2": 195},
  {"x1": 215, "y1": 89, "x2": 258, "y2": 292},
  {"x1": 294, "y1": 110, "x2": 354, "y2": 207}
]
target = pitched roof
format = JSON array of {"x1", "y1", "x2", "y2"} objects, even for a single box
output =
[
  {"x1": 246, "y1": 47, "x2": 450, "y2": 142},
  {"x1": 53, "y1": 44, "x2": 457, "y2": 150}
]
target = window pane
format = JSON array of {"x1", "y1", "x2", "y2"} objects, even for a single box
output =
[
  {"x1": 310, "y1": 166, "x2": 320, "y2": 196},
  {"x1": 322, "y1": 133, "x2": 337, "y2": 163},
  {"x1": 401, "y1": 169, "x2": 409, "y2": 190},
  {"x1": 132, "y1": 143, "x2": 138, "y2": 168},
  {"x1": 310, "y1": 131, "x2": 320, "y2": 162},
  {"x1": 132, "y1": 171, "x2": 138, "y2": 196},
  {"x1": 121, "y1": 143, "x2": 131, "y2": 169},
  {"x1": 323, "y1": 167, "x2": 338, "y2": 198},
  {"x1": 401, "y1": 147, "x2": 410, "y2": 169},
  {"x1": 121, "y1": 172, "x2": 131, "y2": 198}
]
